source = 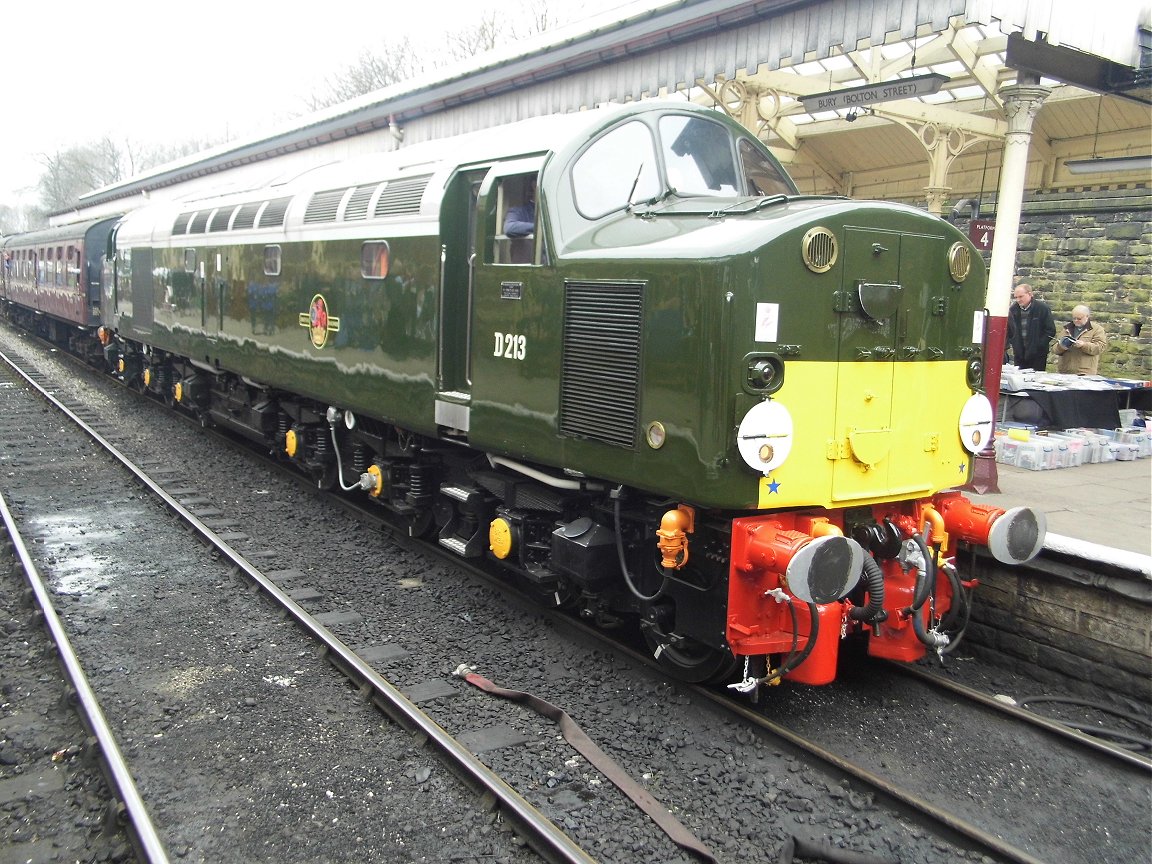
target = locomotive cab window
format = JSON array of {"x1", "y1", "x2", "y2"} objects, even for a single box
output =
[
  {"x1": 572, "y1": 121, "x2": 659, "y2": 218},
  {"x1": 263, "y1": 245, "x2": 282, "y2": 277},
  {"x1": 738, "y1": 138, "x2": 795, "y2": 197},
  {"x1": 660, "y1": 115, "x2": 739, "y2": 195},
  {"x1": 361, "y1": 241, "x2": 390, "y2": 279}
]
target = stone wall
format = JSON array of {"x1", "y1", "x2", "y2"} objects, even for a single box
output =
[
  {"x1": 963, "y1": 187, "x2": 1151, "y2": 380},
  {"x1": 967, "y1": 549, "x2": 1151, "y2": 704}
]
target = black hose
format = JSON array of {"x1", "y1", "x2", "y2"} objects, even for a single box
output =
[
  {"x1": 938, "y1": 561, "x2": 972, "y2": 654},
  {"x1": 908, "y1": 533, "x2": 935, "y2": 612},
  {"x1": 776, "y1": 601, "x2": 820, "y2": 677},
  {"x1": 778, "y1": 834, "x2": 898, "y2": 864},
  {"x1": 772, "y1": 597, "x2": 801, "y2": 678},
  {"x1": 849, "y1": 555, "x2": 885, "y2": 622},
  {"x1": 613, "y1": 487, "x2": 668, "y2": 602}
]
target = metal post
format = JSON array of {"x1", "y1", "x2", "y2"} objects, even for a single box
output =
[{"x1": 967, "y1": 75, "x2": 1050, "y2": 494}]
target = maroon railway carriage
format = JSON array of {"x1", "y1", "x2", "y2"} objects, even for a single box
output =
[{"x1": 1, "y1": 216, "x2": 119, "y2": 347}]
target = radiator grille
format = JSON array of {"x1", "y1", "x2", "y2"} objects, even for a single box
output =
[
  {"x1": 208, "y1": 206, "x2": 236, "y2": 232},
  {"x1": 374, "y1": 176, "x2": 430, "y2": 217},
  {"x1": 343, "y1": 184, "x2": 378, "y2": 221},
  {"x1": 258, "y1": 197, "x2": 293, "y2": 228},
  {"x1": 559, "y1": 281, "x2": 644, "y2": 449},
  {"x1": 188, "y1": 211, "x2": 210, "y2": 234},
  {"x1": 172, "y1": 212, "x2": 193, "y2": 234},
  {"x1": 304, "y1": 188, "x2": 345, "y2": 224},
  {"x1": 232, "y1": 202, "x2": 262, "y2": 230}
]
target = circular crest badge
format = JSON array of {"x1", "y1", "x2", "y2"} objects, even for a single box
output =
[{"x1": 299, "y1": 293, "x2": 340, "y2": 349}]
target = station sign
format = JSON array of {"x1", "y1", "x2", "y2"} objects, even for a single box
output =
[
  {"x1": 800, "y1": 73, "x2": 950, "y2": 113},
  {"x1": 969, "y1": 220, "x2": 996, "y2": 251}
]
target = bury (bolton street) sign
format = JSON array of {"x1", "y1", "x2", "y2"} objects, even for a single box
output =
[{"x1": 800, "y1": 73, "x2": 950, "y2": 113}]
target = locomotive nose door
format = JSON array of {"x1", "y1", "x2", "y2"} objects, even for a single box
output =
[{"x1": 830, "y1": 227, "x2": 906, "y2": 502}]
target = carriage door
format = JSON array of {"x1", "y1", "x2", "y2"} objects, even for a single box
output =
[
  {"x1": 830, "y1": 227, "x2": 903, "y2": 503},
  {"x1": 435, "y1": 167, "x2": 487, "y2": 435}
]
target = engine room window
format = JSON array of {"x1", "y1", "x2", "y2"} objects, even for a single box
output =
[
  {"x1": 263, "y1": 245, "x2": 281, "y2": 276},
  {"x1": 572, "y1": 121, "x2": 659, "y2": 219},
  {"x1": 738, "y1": 139, "x2": 796, "y2": 197},
  {"x1": 184, "y1": 249, "x2": 197, "y2": 273},
  {"x1": 660, "y1": 115, "x2": 738, "y2": 196},
  {"x1": 361, "y1": 241, "x2": 390, "y2": 279}
]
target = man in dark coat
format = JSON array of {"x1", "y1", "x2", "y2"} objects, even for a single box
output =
[{"x1": 1006, "y1": 283, "x2": 1056, "y2": 371}]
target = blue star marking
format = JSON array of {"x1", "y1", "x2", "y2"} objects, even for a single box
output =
[
  {"x1": 767, "y1": 477, "x2": 782, "y2": 494},
  {"x1": 958, "y1": 462, "x2": 967, "y2": 474}
]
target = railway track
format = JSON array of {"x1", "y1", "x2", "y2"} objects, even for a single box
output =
[
  {"x1": 0, "y1": 345, "x2": 590, "y2": 864},
  {"x1": 3, "y1": 320, "x2": 1149, "y2": 864}
]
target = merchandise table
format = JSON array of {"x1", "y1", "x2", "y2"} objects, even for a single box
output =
[{"x1": 999, "y1": 387, "x2": 1124, "y2": 430}]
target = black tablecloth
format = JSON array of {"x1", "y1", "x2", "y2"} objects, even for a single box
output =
[{"x1": 1001, "y1": 388, "x2": 1122, "y2": 430}]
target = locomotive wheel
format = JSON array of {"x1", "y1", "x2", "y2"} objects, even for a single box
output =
[
  {"x1": 315, "y1": 463, "x2": 338, "y2": 491},
  {"x1": 641, "y1": 621, "x2": 739, "y2": 683},
  {"x1": 405, "y1": 508, "x2": 434, "y2": 538}
]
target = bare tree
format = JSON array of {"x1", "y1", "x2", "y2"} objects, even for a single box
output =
[
  {"x1": 446, "y1": 11, "x2": 503, "y2": 61},
  {"x1": 0, "y1": 204, "x2": 25, "y2": 235},
  {"x1": 310, "y1": 1, "x2": 573, "y2": 109},
  {"x1": 36, "y1": 139, "x2": 125, "y2": 213},
  {"x1": 124, "y1": 138, "x2": 220, "y2": 177},
  {"x1": 308, "y1": 39, "x2": 427, "y2": 111}
]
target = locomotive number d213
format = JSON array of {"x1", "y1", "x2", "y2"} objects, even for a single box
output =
[{"x1": 493, "y1": 332, "x2": 527, "y2": 360}]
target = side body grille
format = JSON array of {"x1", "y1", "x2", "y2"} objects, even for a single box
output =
[
  {"x1": 374, "y1": 176, "x2": 430, "y2": 217},
  {"x1": 559, "y1": 280, "x2": 644, "y2": 449},
  {"x1": 343, "y1": 184, "x2": 378, "y2": 221},
  {"x1": 258, "y1": 197, "x2": 293, "y2": 228},
  {"x1": 304, "y1": 188, "x2": 345, "y2": 224}
]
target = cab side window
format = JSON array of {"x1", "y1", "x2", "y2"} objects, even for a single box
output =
[{"x1": 493, "y1": 174, "x2": 542, "y2": 265}]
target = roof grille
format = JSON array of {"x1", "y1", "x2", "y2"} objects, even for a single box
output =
[
  {"x1": 258, "y1": 197, "x2": 293, "y2": 228},
  {"x1": 172, "y1": 212, "x2": 194, "y2": 234},
  {"x1": 188, "y1": 211, "x2": 210, "y2": 234},
  {"x1": 209, "y1": 206, "x2": 235, "y2": 232},
  {"x1": 374, "y1": 176, "x2": 430, "y2": 217},
  {"x1": 559, "y1": 280, "x2": 644, "y2": 449},
  {"x1": 232, "y1": 202, "x2": 262, "y2": 230},
  {"x1": 343, "y1": 184, "x2": 378, "y2": 221},
  {"x1": 304, "y1": 188, "x2": 346, "y2": 224}
]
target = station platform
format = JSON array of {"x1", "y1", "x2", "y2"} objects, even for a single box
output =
[{"x1": 967, "y1": 455, "x2": 1151, "y2": 560}]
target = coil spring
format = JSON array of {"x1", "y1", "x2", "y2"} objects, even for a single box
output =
[
  {"x1": 312, "y1": 431, "x2": 329, "y2": 461},
  {"x1": 352, "y1": 443, "x2": 369, "y2": 475},
  {"x1": 408, "y1": 464, "x2": 429, "y2": 500}
]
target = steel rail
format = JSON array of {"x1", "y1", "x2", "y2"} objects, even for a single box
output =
[
  {"x1": 0, "y1": 346, "x2": 596, "y2": 864},
  {"x1": 0, "y1": 486, "x2": 171, "y2": 864},
  {"x1": 258, "y1": 455, "x2": 1060, "y2": 864},
  {"x1": 888, "y1": 662, "x2": 1152, "y2": 771},
  {"x1": 0, "y1": 334, "x2": 1086, "y2": 864}
]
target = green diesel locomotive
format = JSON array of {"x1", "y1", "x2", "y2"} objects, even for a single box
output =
[{"x1": 96, "y1": 101, "x2": 1044, "y2": 689}]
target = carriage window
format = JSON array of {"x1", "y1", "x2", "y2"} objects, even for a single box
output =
[
  {"x1": 361, "y1": 241, "x2": 389, "y2": 279},
  {"x1": 572, "y1": 121, "x2": 660, "y2": 219},
  {"x1": 263, "y1": 245, "x2": 281, "y2": 276},
  {"x1": 738, "y1": 139, "x2": 796, "y2": 197},
  {"x1": 184, "y1": 249, "x2": 196, "y2": 272}
]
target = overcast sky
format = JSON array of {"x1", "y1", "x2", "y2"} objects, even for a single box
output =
[{"x1": 0, "y1": 0, "x2": 652, "y2": 211}]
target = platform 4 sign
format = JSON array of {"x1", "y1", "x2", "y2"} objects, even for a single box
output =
[{"x1": 969, "y1": 220, "x2": 996, "y2": 251}]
